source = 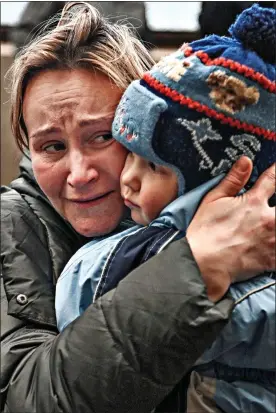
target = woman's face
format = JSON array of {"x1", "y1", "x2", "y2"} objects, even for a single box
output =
[{"x1": 23, "y1": 68, "x2": 128, "y2": 237}]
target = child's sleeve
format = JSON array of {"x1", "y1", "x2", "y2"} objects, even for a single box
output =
[{"x1": 55, "y1": 238, "x2": 114, "y2": 331}]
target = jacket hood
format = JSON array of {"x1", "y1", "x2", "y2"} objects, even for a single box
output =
[
  {"x1": 19, "y1": 150, "x2": 39, "y2": 187},
  {"x1": 14, "y1": 150, "x2": 53, "y2": 205}
]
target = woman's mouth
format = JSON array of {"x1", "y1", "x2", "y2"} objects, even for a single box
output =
[{"x1": 70, "y1": 191, "x2": 113, "y2": 207}]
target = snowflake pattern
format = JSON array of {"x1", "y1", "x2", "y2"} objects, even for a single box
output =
[
  {"x1": 176, "y1": 117, "x2": 260, "y2": 175},
  {"x1": 176, "y1": 118, "x2": 222, "y2": 170}
]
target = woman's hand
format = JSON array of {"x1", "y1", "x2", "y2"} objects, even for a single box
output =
[{"x1": 186, "y1": 156, "x2": 275, "y2": 302}]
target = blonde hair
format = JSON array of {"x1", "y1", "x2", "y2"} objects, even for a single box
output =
[{"x1": 7, "y1": 1, "x2": 154, "y2": 152}]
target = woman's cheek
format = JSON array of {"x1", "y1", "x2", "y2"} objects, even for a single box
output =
[
  {"x1": 31, "y1": 154, "x2": 59, "y2": 197},
  {"x1": 110, "y1": 142, "x2": 128, "y2": 173}
]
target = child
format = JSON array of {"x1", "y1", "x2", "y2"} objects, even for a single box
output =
[{"x1": 56, "y1": 5, "x2": 275, "y2": 412}]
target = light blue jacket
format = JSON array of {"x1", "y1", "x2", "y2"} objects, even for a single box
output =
[{"x1": 56, "y1": 174, "x2": 275, "y2": 413}]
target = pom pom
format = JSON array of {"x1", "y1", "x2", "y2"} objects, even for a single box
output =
[{"x1": 229, "y1": 4, "x2": 276, "y2": 64}]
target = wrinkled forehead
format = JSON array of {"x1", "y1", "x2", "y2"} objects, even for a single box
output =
[{"x1": 23, "y1": 69, "x2": 122, "y2": 134}]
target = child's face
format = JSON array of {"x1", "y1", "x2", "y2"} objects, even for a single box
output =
[{"x1": 120, "y1": 152, "x2": 178, "y2": 225}]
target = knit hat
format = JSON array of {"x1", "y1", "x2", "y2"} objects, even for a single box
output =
[{"x1": 112, "y1": 4, "x2": 276, "y2": 195}]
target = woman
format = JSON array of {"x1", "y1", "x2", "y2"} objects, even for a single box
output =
[{"x1": 1, "y1": 3, "x2": 275, "y2": 412}]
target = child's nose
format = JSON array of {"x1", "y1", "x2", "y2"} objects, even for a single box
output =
[{"x1": 121, "y1": 168, "x2": 141, "y2": 192}]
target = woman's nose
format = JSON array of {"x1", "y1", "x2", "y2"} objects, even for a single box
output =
[{"x1": 67, "y1": 152, "x2": 99, "y2": 188}]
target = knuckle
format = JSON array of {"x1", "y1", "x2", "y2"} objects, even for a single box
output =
[
  {"x1": 248, "y1": 193, "x2": 262, "y2": 207},
  {"x1": 262, "y1": 214, "x2": 275, "y2": 232},
  {"x1": 265, "y1": 220, "x2": 275, "y2": 232},
  {"x1": 264, "y1": 169, "x2": 276, "y2": 184}
]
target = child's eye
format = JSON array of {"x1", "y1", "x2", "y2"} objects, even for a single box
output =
[{"x1": 149, "y1": 162, "x2": 156, "y2": 171}]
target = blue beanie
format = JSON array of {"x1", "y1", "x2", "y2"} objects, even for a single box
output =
[{"x1": 112, "y1": 4, "x2": 276, "y2": 195}]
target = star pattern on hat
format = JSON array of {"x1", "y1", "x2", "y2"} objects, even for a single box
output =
[
  {"x1": 176, "y1": 118, "x2": 222, "y2": 170},
  {"x1": 176, "y1": 117, "x2": 261, "y2": 176}
]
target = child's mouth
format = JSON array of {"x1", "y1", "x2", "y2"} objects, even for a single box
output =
[{"x1": 123, "y1": 198, "x2": 140, "y2": 209}]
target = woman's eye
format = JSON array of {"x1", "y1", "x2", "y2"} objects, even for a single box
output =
[
  {"x1": 42, "y1": 142, "x2": 66, "y2": 153},
  {"x1": 94, "y1": 133, "x2": 114, "y2": 143},
  {"x1": 149, "y1": 162, "x2": 156, "y2": 171}
]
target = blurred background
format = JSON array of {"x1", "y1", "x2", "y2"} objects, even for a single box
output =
[{"x1": 1, "y1": 1, "x2": 274, "y2": 185}]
